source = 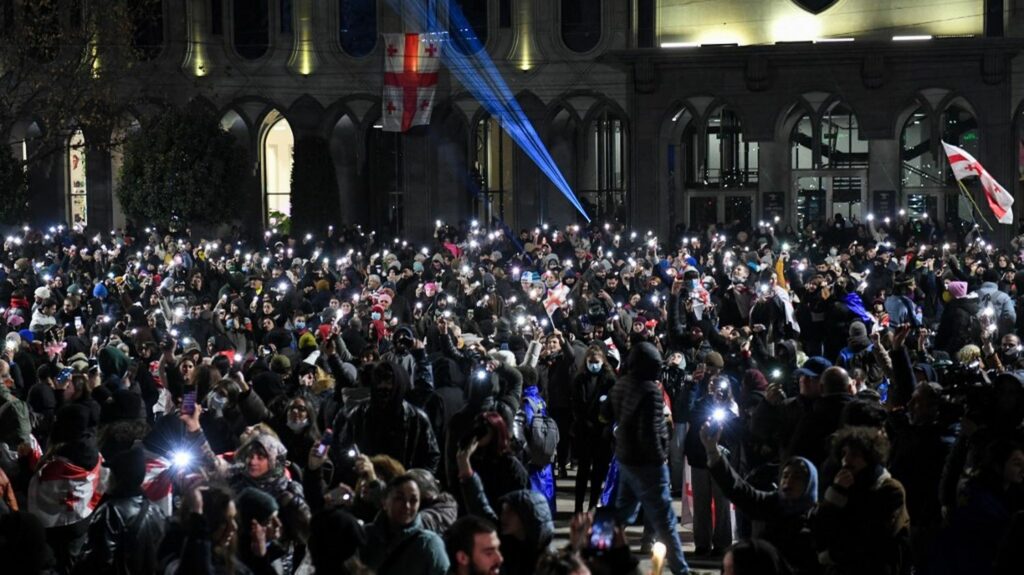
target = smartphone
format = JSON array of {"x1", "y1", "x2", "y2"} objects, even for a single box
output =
[
  {"x1": 345, "y1": 444, "x2": 360, "y2": 459},
  {"x1": 74, "y1": 316, "x2": 83, "y2": 330},
  {"x1": 589, "y1": 506, "x2": 616, "y2": 550},
  {"x1": 182, "y1": 390, "x2": 197, "y2": 415},
  {"x1": 317, "y1": 429, "x2": 334, "y2": 458}
]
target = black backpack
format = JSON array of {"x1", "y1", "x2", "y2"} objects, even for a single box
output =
[{"x1": 512, "y1": 397, "x2": 560, "y2": 467}]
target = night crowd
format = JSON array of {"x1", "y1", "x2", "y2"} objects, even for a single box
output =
[{"x1": 0, "y1": 213, "x2": 1021, "y2": 575}]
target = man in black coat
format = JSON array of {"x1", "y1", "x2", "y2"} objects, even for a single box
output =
[{"x1": 610, "y1": 342, "x2": 691, "y2": 575}]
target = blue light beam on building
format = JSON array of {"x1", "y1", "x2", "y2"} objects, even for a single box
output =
[{"x1": 386, "y1": 0, "x2": 591, "y2": 222}]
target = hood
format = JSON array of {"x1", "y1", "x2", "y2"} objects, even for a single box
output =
[
  {"x1": 500, "y1": 489, "x2": 554, "y2": 549},
  {"x1": 779, "y1": 456, "x2": 819, "y2": 515},
  {"x1": 627, "y1": 341, "x2": 662, "y2": 382},
  {"x1": 98, "y1": 346, "x2": 130, "y2": 377},
  {"x1": 913, "y1": 362, "x2": 938, "y2": 384}
]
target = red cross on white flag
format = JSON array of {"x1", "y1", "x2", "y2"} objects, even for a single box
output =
[
  {"x1": 383, "y1": 33, "x2": 441, "y2": 132},
  {"x1": 942, "y1": 141, "x2": 1015, "y2": 224}
]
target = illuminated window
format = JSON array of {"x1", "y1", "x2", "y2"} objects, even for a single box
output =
[
  {"x1": 900, "y1": 102, "x2": 978, "y2": 189},
  {"x1": 790, "y1": 113, "x2": 813, "y2": 170},
  {"x1": 474, "y1": 115, "x2": 514, "y2": 225},
  {"x1": 582, "y1": 109, "x2": 628, "y2": 221},
  {"x1": 233, "y1": 0, "x2": 269, "y2": 59},
  {"x1": 820, "y1": 102, "x2": 867, "y2": 169},
  {"x1": 561, "y1": 0, "x2": 601, "y2": 53},
  {"x1": 701, "y1": 106, "x2": 756, "y2": 188},
  {"x1": 263, "y1": 115, "x2": 293, "y2": 220},
  {"x1": 449, "y1": 0, "x2": 487, "y2": 55},
  {"x1": 132, "y1": 0, "x2": 164, "y2": 60},
  {"x1": 68, "y1": 129, "x2": 88, "y2": 226},
  {"x1": 339, "y1": 0, "x2": 376, "y2": 57}
]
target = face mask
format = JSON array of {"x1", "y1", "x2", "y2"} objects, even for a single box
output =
[
  {"x1": 371, "y1": 312, "x2": 382, "y2": 321},
  {"x1": 287, "y1": 419, "x2": 309, "y2": 432},
  {"x1": 587, "y1": 362, "x2": 602, "y2": 374},
  {"x1": 294, "y1": 321, "x2": 306, "y2": 330},
  {"x1": 689, "y1": 279, "x2": 700, "y2": 290},
  {"x1": 208, "y1": 393, "x2": 227, "y2": 412}
]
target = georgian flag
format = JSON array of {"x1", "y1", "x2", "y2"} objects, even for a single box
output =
[
  {"x1": 28, "y1": 456, "x2": 107, "y2": 528},
  {"x1": 543, "y1": 283, "x2": 570, "y2": 317},
  {"x1": 141, "y1": 453, "x2": 175, "y2": 517},
  {"x1": 382, "y1": 33, "x2": 441, "y2": 132},
  {"x1": 942, "y1": 141, "x2": 1014, "y2": 224}
]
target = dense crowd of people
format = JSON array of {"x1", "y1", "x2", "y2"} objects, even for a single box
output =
[{"x1": 0, "y1": 214, "x2": 1022, "y2": 575}]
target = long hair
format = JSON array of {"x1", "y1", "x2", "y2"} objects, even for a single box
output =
[
  {"x1": 585, "y1": 345, "x2": 616, "y2": 378},
  {"x1": 479, "y1": 411, "x2": 512, "y2": 455}
]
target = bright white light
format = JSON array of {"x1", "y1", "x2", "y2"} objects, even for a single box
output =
[
  {"x1": 172, "y1": 450, "x2": 193, "y2": 468},
  {"x1": 660, "y1": 42, "x2": 699, "y2": 48},
  {"x1": 893, "y1": 35, "x2": 932, "y2": 41},
  {"x1": 712, "y1": 408, "x2": 726, "y2": 422}
]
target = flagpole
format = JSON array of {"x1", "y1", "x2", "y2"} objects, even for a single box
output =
[{"x1": 956, "y1": 179, "x2": 994, "y2": 231}]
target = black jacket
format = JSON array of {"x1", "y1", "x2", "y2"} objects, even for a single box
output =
[
  {"x1": 609, "y1": 343, "x2": 669, "y2": 466},
  {"x1": 74, "y1": 492, "x2": 167, "y2": 575},
  {"x1": 935, "y1": 296, "x2": 980, "y2": 356}
]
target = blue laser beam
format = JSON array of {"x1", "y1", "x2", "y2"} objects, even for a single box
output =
[{"x1": 385, "y1": 0, "x2": 591, "y2": 222}]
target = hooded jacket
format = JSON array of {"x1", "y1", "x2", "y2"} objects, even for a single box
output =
[
  {"x1": 337, "y1": 361, "x2": 440, "y2": 474},
  {"x1": 609, "y1": 342, "x2": 670, "y2": 466},
  {"x1": 709, "y1": 453, "x2": 820, "y2": 575}
]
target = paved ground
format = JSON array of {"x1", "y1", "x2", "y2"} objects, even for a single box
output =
[{"x1": 550, "y1": 467, "x2": 723, "y2": 575}]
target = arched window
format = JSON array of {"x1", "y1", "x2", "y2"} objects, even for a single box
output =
[
  {"x1": 131, "y1": 0, "x2": 164, "y2": 60},
  {"x1": 68, "y1": 129, "x2": 88, "y2": 226},
  {"x1": 940, "y1": 103, "x2": 978, "y2": 185},
  {"x1": 339, "y1": 0, "x2": 376, "y2": 57},
  {"x1": 233, "y1": 0, "x2": 269, "y2": 59},
  {"x1": 449, "y1": 0, "x2": 487, "y2": 55},
  {"x1": 790, "y1": 113, "x2": 813, "y2": 170},
  {"x1": 704, "y1": 105, "x2": 756, "y2": 188},
  {"x1": 262, "y1": 115, "x2": 293, "y2": 220},
  {"x1": 475, "y1": 115, "x2": 514, "y2": 225},
  {"x1": 820, "y1": 101, "x2": 867, "y2": 168},
  {"x1": 561, "y1": 0, "x2": 601, "y2": 53},
  {"x1": 900, "y1": 106, "x2": 935, "y2": 188},
  {"x1": 901, "y1": 100, "x2": 978, "y2": 221},
  {"x1": 582, "y1": 109, "x2": 628, "y2": 221}
]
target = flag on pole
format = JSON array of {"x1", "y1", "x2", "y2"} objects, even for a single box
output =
[
  {"x1": 941, "y1": 141, "x2": 1014, "y2": 224},
  {"x1": 382, "y1": 33, "x2": 440, "y2": 132}
]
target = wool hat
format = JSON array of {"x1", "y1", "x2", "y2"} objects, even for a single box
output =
[
  {"x1": 298, "y1": 332, "x2": 318, "y2": 351},
  {"x1": 705, "y1": 351, "x2": 725, "y2": 369},
  {"x1": 235, "y1": 487, "x2": 279, "y2": 525},
  {"x1": 947, "y1": 281, "x2": 968, "y2": 299},
  {"x1": 270, "y1": 354, "x2": 291, "y2": 373},
  {"x1": 849, "y1": 321, "x2": 868, "y2": 339}
]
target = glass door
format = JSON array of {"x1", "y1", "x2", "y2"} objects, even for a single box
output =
[{"x1": 792, "y1": 170, "x2": 867, "y2": 231}]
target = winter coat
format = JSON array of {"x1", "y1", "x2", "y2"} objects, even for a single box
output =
[
  {"x1": 361, "y1": 514, "x2": 449, "y2": 575},
  {"x1": 935, "y1": 296, "x2": 980, "y2": 356},
  {"x1": 73, "y1": 490, "x2": 167, "y2": 575},
  {"x1": 976, "y1": 281, "x2": 1016, "y2": 336},
  {"x1": 523, "y1": 385, "x2": 555, "y2": 512},
  {"x1": 812, "y1": 465, "x2": 910, "y2": 575},
  {"x1": 609, "y1": 342, "x2": 670, "y2": 467},
  {"x1": 228, "y1": 470, "x2": 311, "y2": 545},
  {"x1": 787, "y1": 393, "x2": 855, "y2": 469},
  {"x1": 708, "y1": 454, "x2": 820, "y2": 575},
  {"x1": 339, "y1": 400, "x2": 441, "y2": 475}
]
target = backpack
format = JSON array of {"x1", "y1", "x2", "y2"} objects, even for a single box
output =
[{"x1": 513, "y1": 397, "x2": 560, "y2": 467}]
